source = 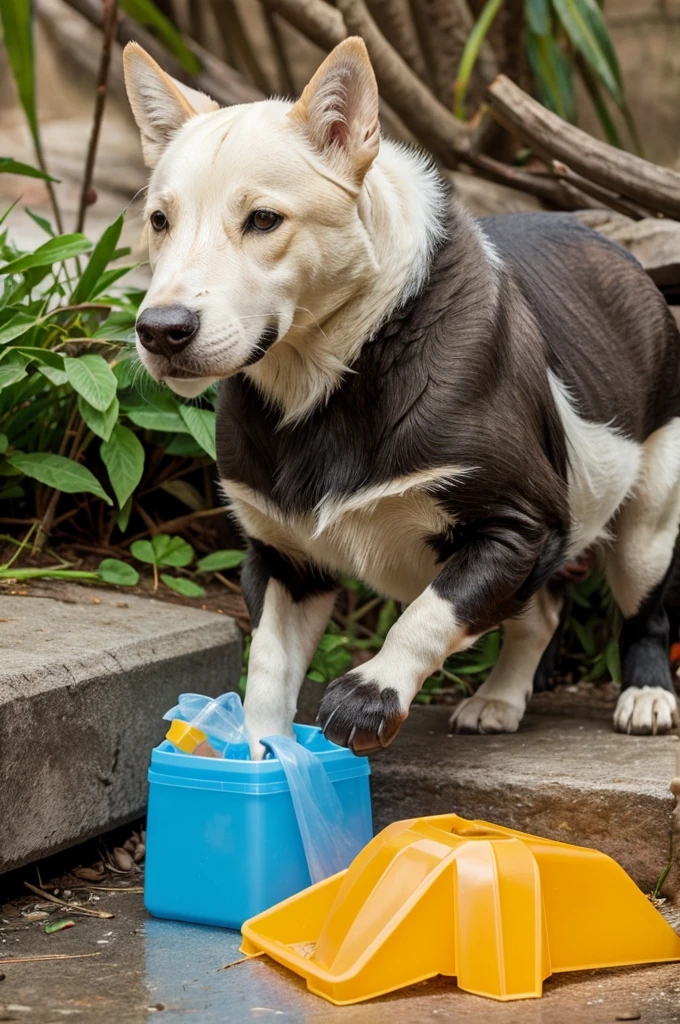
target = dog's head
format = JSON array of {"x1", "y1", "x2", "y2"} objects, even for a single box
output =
[{"x1": 123, "y1": 38, "x2": 381, "y2": 398}]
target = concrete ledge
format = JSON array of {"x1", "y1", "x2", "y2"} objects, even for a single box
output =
[
  {"x1": 368, "y1": 705, "x2": 680, "y2": 897},
  {"x1": 0, "y1": 588, "x2": 241, "y2": 873}
]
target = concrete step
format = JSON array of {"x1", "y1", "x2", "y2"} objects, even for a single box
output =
[
  {"x1": 367, "y1": 704, "x2": 680, "y2": 899},
  {"x1": 0, "y1": 587, "x2": 241, "y2": 873}
]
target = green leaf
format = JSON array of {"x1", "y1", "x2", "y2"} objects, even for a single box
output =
[
  {"x1": 604, "y1": 637, "x2": 621, "y2": 681},
  {"x1": 577, "y1": 58, "x2": 623, "y2": 148},
  {"x1": 130, "y1": 539, "x2": 156, "y2": 565},
  {"x1": 0, "y1": 157, "x2": 58, "y2": 182},
  {"x1": 552, "y1": 0, "x2": 621, "y2": 102},
  {"x1": 197, "y1": 550, "x2": 245, "y2": 573},
  {"x1": 78, "y1": 393, "x2": 119, "y2": 442},
  {"x1": 117, "y1": 494, "x2": 133, "y2": 533},
  {"x1": 24, "y1": 206, "x2": 55, "y2": 236},
  {"x1": 571, "y1": 617, "x2": 596, "y2": 656},
  {"x1": 38, "y1": 364, "x2": 68, "y2": 386},
  {"x1": 71, "y1": 213, "x2": 124, "y2": 305},
  {"x1": 164, "y1": 433, "x2": 204, "y2": 457},
  {"x1": 126, "y1": 408, "x2": 188, "y2": 433},
  {"x1": 376, "y1": 598, "x2": 399, "y2": 639},
  {"x1": 161, "y1": 574, "x2": 205, "y2": 598},
  {"x1": 307, "y1": 669, "x2": 326, "y2": 684},
  {"x1": 96, "y1": 310, "x2": 137, "y2": 344},
  {"x1": 64, "y1": 354, "x2": 117, "y2": 412},
  {"x1": 13, "y1": 346, "x2": 64, "y2": 370},
  {"x1": 8, "y1": 451, "x2": 112, "y2": 504},
  {"x1": 119, "y1": 0, "x2": 201, "y2": 75},
  {"x1": 0, "y1": 310, "x2": 36, "y2": 345},
  {"x1": 526, "y1": 28, "x2": 576, "y2": 122},
  {"x1": 155, "y1": 534, "x2": 194, "y2": 567},
  {"x1": 0, "y1": 432, "x2": 7, "y2": 454},
  {"x1": 453, "y1": 0, "x2": 506, "y2": 119},
  {"x1": 100, "y1": 423, "x2": 145, "y2": 508},
  {"x1": 0, "y1": 0, "x2": 38, "y2": 143},
  {"x1": 98, "y1": 558, "x2": 139, "y2": 586},
  {"x1": 89, "y1": 264, "x2": 137, "y2": 300},
  {"x1": 0, "y1": 234, "x2": 92, "y2": 276},
  {"x1": 0, "y1": 354, "x2": 28, "y2": 389},
  {"x1": 178, "y1": 404, "x2": 216, "y2": 459},
  {"x1": 525, "y1": 0, "x2": 550, "y2": 36}
]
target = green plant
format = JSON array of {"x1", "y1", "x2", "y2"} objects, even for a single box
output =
[{"x1": 455, "y1": 0, "x2": 640, "y2": 151}]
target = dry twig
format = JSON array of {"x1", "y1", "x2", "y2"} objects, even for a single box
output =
[{"x1": 23, "y1": 881, "x2": 115, "y2": 919}]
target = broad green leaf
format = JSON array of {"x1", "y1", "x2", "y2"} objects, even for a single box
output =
[
  {"x1": 71, "y1": 213, "x2": 124, "y2": 305},
  {"x1": 307, "y1": 670, "x2": 325, "y2": 684},
  {"x1": 161, "y1": 574, "x2": 205, "y2": 598},
  {"x1": 604, "y1": 637, "x2": 621, "y2": 681},
  {"x1": 0, "y1": 354, "x2": 28, "y2": 389},
  {"x1": 130, "y1": 539, "x2": 156, "y2": 565},
  {"x1": 64, "y1": 354, "x2": 117, "y2": 412},
  {"x1": 97, "y1": 310, "x2": 137, "y2": 344},
  {"x1": 0, "y1": 234, "x2": 92, "y2": 276},
  {"x1": 552, "y1": 0, "x2": 621, "y2": 102},
  {"x1": 159, "y1": 478, "x2": 205, "y2": 510},
  {"x1": 526, "y1": 29, "x2": 576, "y2": 122},
  {"x1": 117, "y1": 494, "x2": 133, "y2": 533},
  {"x1": 0, "y1": 432, "x2": 7, "y2": 454},
  {"x1": 78, "y1": 392, "x2": 119, "y2": 442},
  {"x1": 525, "y1": 0, "x2": 550, "y2": 36},
  {"x1": 126, "y1": 408, "x2": 188, "y2": 433},
  {"x1": 8, "y1": 451, "x2": 112, "y2": 504},
  {"x1": 100, "y1": 423, "x2": 144, "y2": 508},
  {"x1": 571, "y1": 617, "x2": 596, "y2": 656},
  {"x1": 0, "y1": 0, "x2": 38, "y2": 143},
  {"x1": 155, "y1": 534, "x2": 194, "y2": 567},
  {"x1": 38, "y1": 365, "x2": 68, "y2": 386},
  {"x1": 0, "y1": 157, "x2": 58, "y2": 182},
  {"x1": 196, "y1": 550, "x2": 245, "y2": 573},
  {"x1": 164, "y1": 433, "x2": 204, "y2": 457},
  {"x1": 0, "y1": 482, "x2": 23, "y2": 499},
  {"x1": 98, "y1": 558, "x2": 139, "y2": 586},
  {"x1": 119, "y1": 0, "x2": 201, "y2": 75},
  {"x1": 0, "y1": 310, "x2": 36, "y2": 345},
  {"x1": 24, "y1": 206, "x2": 55, "y2": 236},
  {"x1": 178, "y1": 404, "x2": 216, "y2": 459},
  {"x1": 13, "y1": 346, "x2": 64, "y2": 370}
]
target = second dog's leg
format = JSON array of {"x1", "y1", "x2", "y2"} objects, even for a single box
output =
[{"x1": 450, "y1": 586, "x2": 562, "y2": 734}]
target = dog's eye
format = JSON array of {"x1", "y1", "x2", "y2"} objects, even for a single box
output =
[
  {"x1": 247, "y1": 209, "x2": 282, "y2": 233},
  {"x1": 150, "y1": 210, "x2": 168, "y2": 232}
]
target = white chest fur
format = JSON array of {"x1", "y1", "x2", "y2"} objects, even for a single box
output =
[{"x1": 221, "y1": 467, "x2": 463, "y2": 603}]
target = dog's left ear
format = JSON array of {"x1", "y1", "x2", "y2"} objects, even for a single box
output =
[
  {"x1": 288, "y1": 37, "x2": 380, "y2": 186},
  {"x1": 123, "y1": 42, "x2": 219, "y2": 168}
]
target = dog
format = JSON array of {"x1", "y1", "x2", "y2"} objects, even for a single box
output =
[{"x1": 124, "y1": 37, "x2": 680, "y2": 758}]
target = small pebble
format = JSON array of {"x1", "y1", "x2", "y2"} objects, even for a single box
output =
[
  {"x1": 615, "y1": 1012, "x2": 641, "y2": 1021},
  {"x1": 113, "y1": 848, "x2": 134, "y2": 872}
]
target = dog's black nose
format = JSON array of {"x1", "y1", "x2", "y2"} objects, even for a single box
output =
[{"x1": 136, "y1": 305, "x2": 199, "y2": 357}]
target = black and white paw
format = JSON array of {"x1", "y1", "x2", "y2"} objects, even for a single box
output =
[
  {"x1": 449, "y1": 695, "x2": 524, "y2": 734},
  {"x1": 317, "y1": 671, "x2": 407, "y2": 754},
  {"x1": 613, "y1": 685, "x2": 679, "y2": 735}
]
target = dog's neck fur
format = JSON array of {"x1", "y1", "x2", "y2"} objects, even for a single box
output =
[{"x1": 243, "y1": 142, "x2": 448, "y2": 425}]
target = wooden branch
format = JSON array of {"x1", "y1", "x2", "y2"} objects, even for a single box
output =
[
  {"x1": 209, "y1": 0, "x2": 273, "y2": 96},
  {"x1": 76, "y1": 0, "x2": 118, "y2": 233},
  {"x1": 409, "y1": 0, "x2": 497, "y2": 108},
  {"x1": 62, "y1": 0, "x2": 263, "y2": 105},
  {"x1": 486, "y1": 74, "x2": 680, "y2": 220},
  {"x1": 335, "y1": 0, "x2": 474, "y2": 164},
  {"x1": 464, "y1": 152, "x2": 570, "y2": 207},
  {"x1": 550, "y1": 161, "x2": 650, "y2": 222},
  {"x1": 258, "y1": 0, "x2": 346, "y2": 49},
  {"x1": 263, "y1": 8, "x2": 297, "y2": 96},
  {"x1": 366, "y1": 0, "x2": 432, "y2": 89}
]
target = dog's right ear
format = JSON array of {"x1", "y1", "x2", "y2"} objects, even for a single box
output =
[{"x1": 123, "y1": 43, "x2": 219, "y2": 168}]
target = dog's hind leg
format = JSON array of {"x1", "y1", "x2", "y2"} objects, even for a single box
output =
[
  {"x1": 605, "y1": 419, "x2": 680, "y2": 734},
  {"x1": 449, "y1": 586, "x2": 563, "y2": 734}
]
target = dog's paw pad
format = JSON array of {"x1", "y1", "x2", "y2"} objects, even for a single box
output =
[
  {"x1": 613, "y1": 685, "x2": 678, "y2": 736},
  {"x1": 449, "y1": 695, "x2": 524, "y2": 735},
  {"x1": 318, "y1": 674, "x2": 406, "y2": 753}
]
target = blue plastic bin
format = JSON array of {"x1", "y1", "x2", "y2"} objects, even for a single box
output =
[{"x1": 144, "y1": 724, "x2": 372, "y2": 929}]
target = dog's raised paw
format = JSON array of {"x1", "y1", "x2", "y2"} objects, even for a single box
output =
[
  {"x1": 449, "y1": 695, "x2": 524, "y2": 735},
  {"x1": 317, "y1": 673, "x2": 406, "y2": 754},
  {"x1": 613, "y1": 685, "x2": 679, "y2": 735}
]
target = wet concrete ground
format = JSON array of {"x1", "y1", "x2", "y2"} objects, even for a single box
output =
[{"x1": 2, "y1": 881, "x2": 680, "y2": 1024}]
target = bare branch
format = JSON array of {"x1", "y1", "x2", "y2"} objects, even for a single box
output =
[
  {"x1": 366, "y1": 0, "x2": 431, "y2": 88},
  {"x1": 486, "y1": 74, "x2": 680, "y2": 220},
  {"x1": 209, "y1": 0, "x2": 273, "y2": 96},
  {"x1": 258, "y1": 0, "x2": 346, "y2": 49},
  {"x1": 335, "y1": 0, "x2": 474, "y2": 164},
  {"x1": 76, "y1": 0, "x2": 118, "y2": 233}
]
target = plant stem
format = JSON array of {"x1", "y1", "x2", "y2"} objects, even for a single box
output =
[
  {"x1": 453, "y1": 0, "x2": 506, "y2": 120},
  {"x1": 76, "y1": 0, "x2": 119, "y2": 234},
  {"x1": 0, "y1": 569, "x2": 99, "y2": 580}
]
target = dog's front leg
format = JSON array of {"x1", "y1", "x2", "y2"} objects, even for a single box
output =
[
  {"x1": 241, "y1": 541, "x2": 338, "y2": 758},
  {"x1": 318, "y1": 517, "x2": 563, "y2": 753}
]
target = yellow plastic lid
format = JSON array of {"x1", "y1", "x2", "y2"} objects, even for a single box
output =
[{"x1": 166, "y1": 719, "x2": 208, "y2": 754}]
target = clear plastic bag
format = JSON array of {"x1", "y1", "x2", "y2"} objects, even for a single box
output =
[
  {"x1": 263, "y1": 734, "x2": 361, "y2": 884},
  {"x1": 164, "y1": 692, "x2": 250, "y2": 759}
]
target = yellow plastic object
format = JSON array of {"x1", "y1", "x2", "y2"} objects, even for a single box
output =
[
  {"x1": 241, "y1": 814, "x2": 680, "y2": 1005},
  {"x1": 165, "y1": 720, "x2": 218, "y2": 757}
]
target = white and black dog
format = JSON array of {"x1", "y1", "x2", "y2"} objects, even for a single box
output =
[{"x1": 124, "y1": 38, "x2": 680, "y2": 758}]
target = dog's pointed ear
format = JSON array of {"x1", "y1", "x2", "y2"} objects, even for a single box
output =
[
  {"x1": 288, "y1": 37, "x2": 380, "y2": 185},
  {"x1": 123, "y1": 42, "x2": 219, "y2": 168}
]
